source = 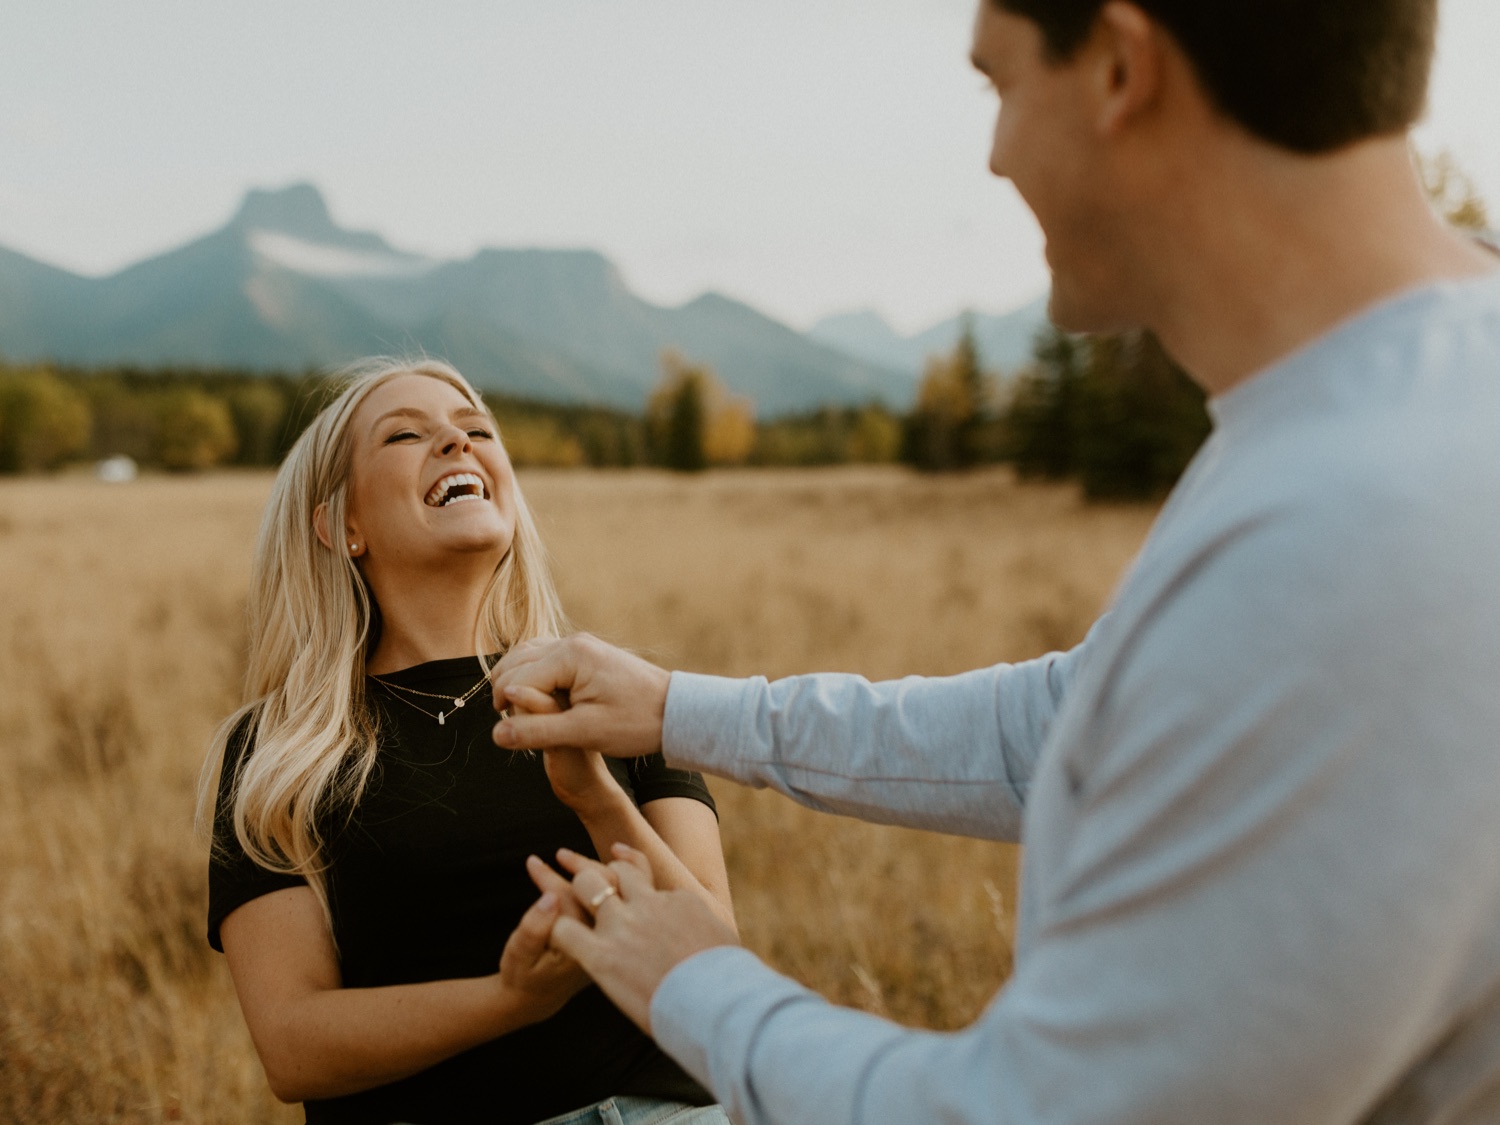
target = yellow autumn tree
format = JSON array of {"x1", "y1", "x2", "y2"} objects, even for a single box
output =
[
  {"x1": 648, "y1": 351, "x2": 755, "y2": 470},
  {"x1": 1416, "y1": 148, "x2": 1490, "y2": 232}
]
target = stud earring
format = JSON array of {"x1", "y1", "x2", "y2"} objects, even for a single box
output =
[{"x1": 348, "y1": 542, "x2": 359, "y2": 554}]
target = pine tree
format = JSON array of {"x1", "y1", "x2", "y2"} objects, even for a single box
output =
[{"x1": 663, "y1": 372, "x2": 706, "y2": 472}]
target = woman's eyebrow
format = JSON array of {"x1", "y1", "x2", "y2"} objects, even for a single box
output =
[
  {"x1": 370, "y1": 405, "x2": 487, "y2": 434},
  {"x1": 370, "y1": 406, "x2": 428, "y2": 434}
]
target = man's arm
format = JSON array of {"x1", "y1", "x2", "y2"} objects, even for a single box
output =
[
  {"x1": 554, "y1": 685, "x2": 1498, "y2": 1125},
  {"x1": 493, "y1": 630, "x2": 1094, "y2": 843},
  {"x1": 658, "y1": 644, "x2": 1085, "y2": 841},
  {"x1": 546, "y1": 495, "x2": 1500, "y2": 1125}
]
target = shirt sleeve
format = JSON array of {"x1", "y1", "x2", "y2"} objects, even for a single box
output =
[
  {"x1": 206, "y1": 713, "x2": 306, "y2": 952},
  {"x1": 659, "y1": 630, "x2": 1094, "y2": 843},
  {"x1": 626, "y1": 753, "x2": 718, "y2": 818}
]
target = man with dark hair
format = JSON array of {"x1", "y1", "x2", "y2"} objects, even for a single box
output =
[
  {"x1": 999, "y1": 0, "x2": 1438, "y2": 153},
  {"x1": 493, "y1": 2, "x2": 1500, "y2": 1121}
]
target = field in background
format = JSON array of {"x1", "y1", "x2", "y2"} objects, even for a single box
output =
[{"x1": 0, "y1": 467, "x2": 1155, "y2": 1122}]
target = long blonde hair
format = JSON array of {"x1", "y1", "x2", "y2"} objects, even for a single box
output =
[{"x1": 199, "y1": 358, "x2": 568, "y2": 923}]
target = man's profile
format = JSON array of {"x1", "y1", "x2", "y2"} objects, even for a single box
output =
[{"x1": 494, "y1": 1, "x2": 1500, "y2": 1121}]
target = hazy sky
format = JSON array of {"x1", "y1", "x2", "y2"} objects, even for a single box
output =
[{"x1": 3, "y1": 0, "x2": 1497, "y2": 333}]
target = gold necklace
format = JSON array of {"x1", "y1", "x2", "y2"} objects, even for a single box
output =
[{"x1": 369, "y1": 671, "x2": 491, "y2": 726}]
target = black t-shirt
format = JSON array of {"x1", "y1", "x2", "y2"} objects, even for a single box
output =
[{"x1": 208, "y1": 655, "x2": 716, "y2": 1125}]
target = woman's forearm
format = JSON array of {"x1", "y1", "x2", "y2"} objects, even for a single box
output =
[
  {"x1": 571, "y1": 793, "x2": 736, "y2": 929},
  {"x1": 257, "y1": 973, "x2": 531, "y2": 1103},
  {"x1": 224, "y1": 886, "x2": 586, "y2": 1106}
]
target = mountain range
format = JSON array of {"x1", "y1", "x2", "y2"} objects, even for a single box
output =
[
  {"x1": 0, "y1": 183, "x2": 1050, "y2": 414},
  {"x1": 809, "y1": 297, "x2": 1049, "y2": 379}
]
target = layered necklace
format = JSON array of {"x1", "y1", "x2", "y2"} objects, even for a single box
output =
[{"x1": 369, "y1": 669, "x2": 491, "y2": 726}]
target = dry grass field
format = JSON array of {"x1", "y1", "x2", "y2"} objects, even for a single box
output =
[{"x1": 0, "y1": 465, "x2": 1155, "y2": 1123}]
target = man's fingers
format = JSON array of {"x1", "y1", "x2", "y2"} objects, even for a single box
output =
[
  {"x1": 553, "y1": 848, "x2": 626, "y2": 915},
  {"x1": 492, "y1": 636, "x2": 550, "y2": 674},
  {"x1": 493, "y1": 642, "x2": 576, "y2": 698},
  {"x1": 569, "y1": 866, "x2": 622, "y2": 916},
  {"x1": 493, "y1": 707, "x2": 588, "y2": 753},
  {"x1": 550, "y1": 915, "x2": 601, "y2": 965},
  {"x1": 506, "y1": 684, "x2": 562, "y2": 715},
  {"x1": 610, "y1": 842, "x2": 653, "y2": 875},
  {"x1": 490, "y1": 639, "x2": 570, "y2": 714},
  {"x1": 554, "y1": 848, "x2": 624, "y2": 893},
  {"x1": 610, "y1": 851, "x2": 656, "y2": 898}
]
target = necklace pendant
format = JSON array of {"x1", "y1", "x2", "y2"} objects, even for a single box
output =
[
  {"x1": 438, "y1": 711, "x2": 446, "y2": 726},
  {"x1": 453, "y1": 697, "x2": 465, "y2": 708}
]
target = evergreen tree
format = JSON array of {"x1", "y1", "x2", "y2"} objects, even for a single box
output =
[
  {"x1": 1075, "y1": 332, "x2": 1208, "y2": 499},
  {"x1": 1000, "y1": 327, "x2": 1208, "y2": 499},
  {"x1": 1005, "y1": 325, "x2": 1085, "y2": 479},
  {"x1": 903, "y1": 316, "x2": 993, "y2": 472},
  {"x1": 663, "y1": 373, "x2": 706, "y2": 472},
  {"x1": 647, "y1": 351, "x2": 752, "y2": 472}
]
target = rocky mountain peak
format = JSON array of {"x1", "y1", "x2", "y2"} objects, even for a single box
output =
[{"x1": 231, "y1": 183, "x2": 338, "y2": 238}]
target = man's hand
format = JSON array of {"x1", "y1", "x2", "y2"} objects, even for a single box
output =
[
  {"x1": 531, "y1": 844, "x2": 740, "y2": 1034},
  {"x1": 492, "y1": 634, "x2": 671, "y2": 759}
]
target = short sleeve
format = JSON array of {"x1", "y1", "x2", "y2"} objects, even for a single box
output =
[
  {"x1": 207, "y1": 712, "x2": 307, "y2": 952},
  {"x1": 626, "y1": 754, "x2": 717, "y2": 819}
]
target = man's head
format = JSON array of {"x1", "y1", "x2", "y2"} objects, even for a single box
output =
[
  {"x1": 994, "y1": 0, "x2": 1438, "y2": 154},
  {"x1": 971, "y1": 1, "x2": 1441, "y2": 336}
]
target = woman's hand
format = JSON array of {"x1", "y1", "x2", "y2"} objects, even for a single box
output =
[
  {"x1": 221, "y1": 882, "x2": 592, "y2": 1103},
  {"x1": 543, "y1": 747, "x2": 625, "y2": 815},
  {"x1": 494, "y1": 859, "x2": 596, "y2": 1023}
]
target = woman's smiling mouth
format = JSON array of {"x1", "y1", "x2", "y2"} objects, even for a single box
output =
[{"x1": 424, "y1": 472, "x2": 490, "y2": 508}]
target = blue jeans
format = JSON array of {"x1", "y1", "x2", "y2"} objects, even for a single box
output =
[{"x1": 531, "y1": 1096, "x2": 731, "y2": 1125}]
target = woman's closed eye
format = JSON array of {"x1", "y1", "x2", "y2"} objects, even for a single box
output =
[{"x1": 384, "y1": 430, "x2": 420, "y2": 444}]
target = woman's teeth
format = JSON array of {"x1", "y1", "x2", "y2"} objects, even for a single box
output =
[{"x1": 425, "y1": 472, "x2": 488, "y2": 507}]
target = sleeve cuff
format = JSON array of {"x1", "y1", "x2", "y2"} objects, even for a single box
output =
[
  {"x1": 649, "y1": 944, "x2": 919, "y2": 1125},
  {"x1": 649, "y1": 945, "x2": 810, "y2": 1094},
  {"x1": 662, "y1": 671, "x2": 765, "y2": 782}
]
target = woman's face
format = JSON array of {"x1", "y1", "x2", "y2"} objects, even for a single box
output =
[{"x1": 341, "y1": 374, "x2": 518, "y2": 573}]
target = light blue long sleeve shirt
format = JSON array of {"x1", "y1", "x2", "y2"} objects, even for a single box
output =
[{"x1": 651, "y1": 272, "x2": 1500, "y2": 1124}]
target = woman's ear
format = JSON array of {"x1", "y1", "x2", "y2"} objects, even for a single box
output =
[
  {"x1": 316, "y1": 502, "x2": 366, "y2": 557},
  {"x1": 313, "y1": 503, "x2": 336, "y2": 552}
]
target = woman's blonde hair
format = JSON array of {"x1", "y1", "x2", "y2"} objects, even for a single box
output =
[{"x1": 198, "y1": 358, "x2": 567, "y2": 924}]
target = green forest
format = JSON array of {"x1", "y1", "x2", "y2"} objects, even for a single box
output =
[{"x1": 0, "y1": 323, "x2": 1212, "y2": 501}]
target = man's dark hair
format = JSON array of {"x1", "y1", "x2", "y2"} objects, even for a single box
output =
[{"x1": 995, "y1": 0, "x2": 1438, "y2": 154}]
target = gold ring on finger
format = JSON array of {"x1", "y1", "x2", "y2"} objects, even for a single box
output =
[{"x1": 587, "y1": 884, "x2": 619, "y2": 910}]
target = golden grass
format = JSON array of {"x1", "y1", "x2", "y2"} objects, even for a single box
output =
[{"x1": 0, "y1": 466, "x2": 1154, "y2": 1122}]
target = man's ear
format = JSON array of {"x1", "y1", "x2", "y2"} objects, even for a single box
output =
[{"x1": 1091, "y1": 1, "x2": 1165, "y2": 137}]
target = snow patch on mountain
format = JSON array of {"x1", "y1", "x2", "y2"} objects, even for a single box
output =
[{"x1": 248, "y1": 229, "x2": 434, "y2": 279}]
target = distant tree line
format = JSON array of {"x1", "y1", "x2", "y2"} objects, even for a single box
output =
[
  {"x1": 900, "y1": 318, "x2": 1210, "y2": 499},
  {"x1": 0, "y1": 340, "x2": 1206, "y2": 499},
  {"x1": 0, "y1": 365, "x2": 321, "y2": 474},
  {"x1": 0, "y1": 362, "x2": 649, "y2": 475}
]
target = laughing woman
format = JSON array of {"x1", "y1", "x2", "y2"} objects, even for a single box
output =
[{"x1": 201, "y1": 359, "x2": 734, "y2": 1125}]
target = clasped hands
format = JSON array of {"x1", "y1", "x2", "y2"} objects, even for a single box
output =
[{"x1": 490, "y1": 635, "x2": 738, "y2": 1034}]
